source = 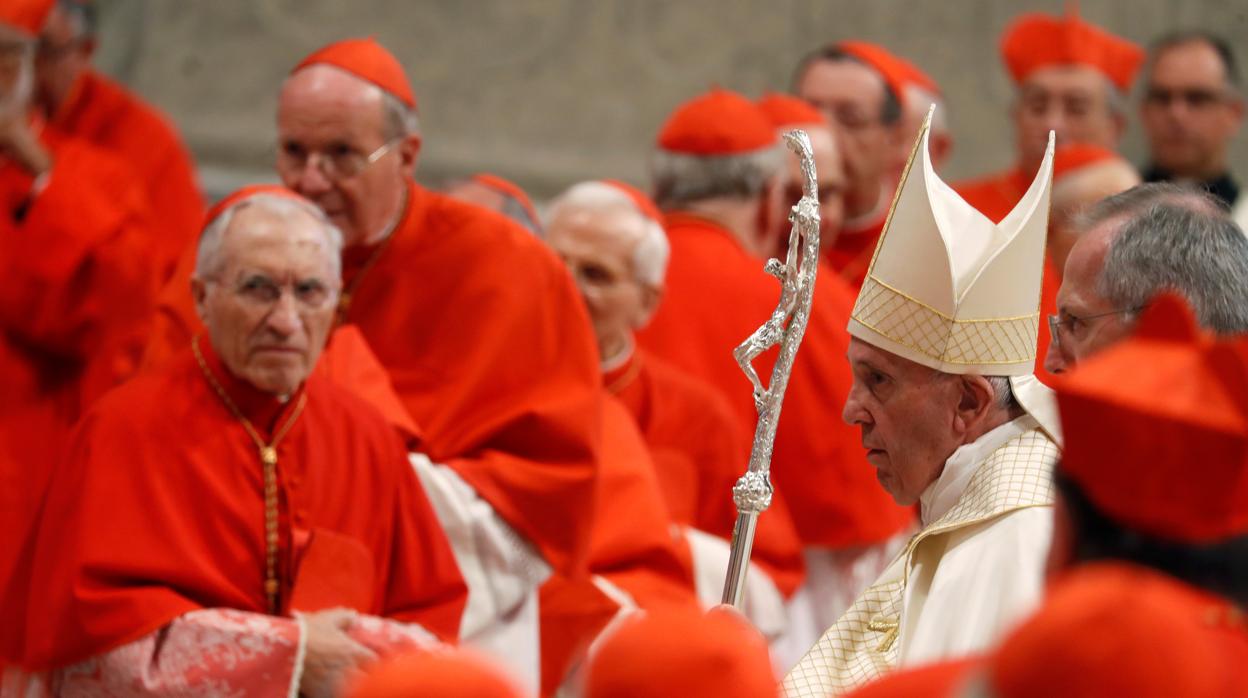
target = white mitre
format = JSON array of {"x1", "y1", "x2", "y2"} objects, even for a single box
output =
[
  {"x1": 849, "y1": 107, "x2": 1062, "y2": 442},
  {"x1": 849, "y1": 107, "x2": 1053, "y2": 375}
]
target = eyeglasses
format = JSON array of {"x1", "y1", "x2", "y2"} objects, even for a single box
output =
[
  {"x1": 1144, "y1": 87, "x2": 1232, "y2": 111},
  {"x1": 277, "y1": 139, "x2": 399, "y2": 181},
  {"x1": 213, "y1": 273, "x2": 338, "y2": 311},
  {"x1": 1047, "y1": 307, "x2": 1141, "y2": 349}
]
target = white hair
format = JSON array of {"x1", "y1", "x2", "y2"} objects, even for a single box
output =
[
  {"x1": 547, "y1": 181, "x2": 670, "y2": 287},
  {"x1": 380, "y1": 89, "x2": 421, "y2": 140},
  {"x1": 985, "y1": 375, "x2": 1018, "y2": 412},
  {"x1": 195, "y1": 194, "x2": 344, "y2": 280}
]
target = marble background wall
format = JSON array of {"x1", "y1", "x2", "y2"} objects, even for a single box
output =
[{"x1": 92, "y1": 0, "x2": 1248, "y2": 200}]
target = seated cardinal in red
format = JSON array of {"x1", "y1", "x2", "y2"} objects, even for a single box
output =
[{"x1": 19, "y1": 187, "x2": 467, "y2": 698}]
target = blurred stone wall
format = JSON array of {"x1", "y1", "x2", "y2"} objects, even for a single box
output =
[{"x1": 94, "y1": 0, "x2": 1248, "y2": 200}]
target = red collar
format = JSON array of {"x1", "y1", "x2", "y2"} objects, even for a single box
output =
[{"x1": 192, "y1": 336, "x2": 306, "y2": 436}]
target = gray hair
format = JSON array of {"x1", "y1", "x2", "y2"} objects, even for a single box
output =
[
  {"x1": 499, "y1": 195, "x2": 540, "y2": 234},
  {"x1": 1076, "y1": 182, "x2": 1227, "y2": 232},
  {"x1": 195, "y1": 194, "x2": 344, "y2": 280},
  {"x1": 1102, "y1": 74, "x2": 1129, "y2": 118},
  {"x1": 547, "y1": 181, "x2": 670, "y2": 286},
  {"x1": 985, "y1": 376, "x2": 1018, "y2": 412},
  {"x1": 1098, "y1": 203, "x2": 1248, "y2": 334},
  {"x1": 381, "y1": 90, "x2": 420, "y2": 141},
  {"x1": 650, "y1": 145, "x2": 784, "y2": 211}
]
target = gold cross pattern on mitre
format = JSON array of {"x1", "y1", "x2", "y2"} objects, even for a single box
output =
[{"x1": 849, "y1": 106, "x2": 1055, "y2": 376}]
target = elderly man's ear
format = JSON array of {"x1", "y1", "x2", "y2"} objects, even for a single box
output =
[
  {"x1": 952, "y1": 374, "x2": 998, "y2": 434},
  {"x1": 633, "y1": 283, "x2": 664, "y2": 328},
  {"x1": 191, "y1": 277, "x2": 209, "y2": 324}
]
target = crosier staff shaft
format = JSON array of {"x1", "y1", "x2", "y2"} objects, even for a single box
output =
[{"x1": 721, "y1": 129, "x2": 821, "y2": 608}]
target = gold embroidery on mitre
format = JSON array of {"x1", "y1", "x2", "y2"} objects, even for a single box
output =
[{"x1": 852, "y1": 275, "x2": 1039, "y2": 367}]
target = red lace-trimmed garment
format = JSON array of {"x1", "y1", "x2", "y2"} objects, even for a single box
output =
[{"x1": 22, "y1": 341, "x2": 467, "y2": 683}]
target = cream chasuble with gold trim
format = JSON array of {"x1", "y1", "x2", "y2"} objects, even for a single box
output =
[{"x1": 782, "y1": 417, "x2": 1057, "y2": 696}]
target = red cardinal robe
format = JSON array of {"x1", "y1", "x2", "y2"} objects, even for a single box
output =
[
  {"x1": 954, "y1": 167, "x2": 1030, "y2": 225},
  {"x1": 606, "y1": 347, "x2": 806, "y2": 596},
  {"x1": 142, "y1": 181, "x2": 602, "y2": 576},
  {"x1": 0, "y1": 134, "x2": 158, "y2": 665},
  {"x1": 824, "y1": 215, "x2": 885, "y2": 290},
  {"x1": 637, "y1": 213, "x2": 913, "y2": 550},
  {"x1": 21, "y1": 340, "x2": 467, "y2": 670},
  {"x1": 538, "y1": 395, "x2": 697, "y2": 696},
  {"x1": 47, "y1": 69, "x2": 205, "y2": 281}
]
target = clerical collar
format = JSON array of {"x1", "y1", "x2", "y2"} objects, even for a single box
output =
[
  {"x1": 1143, "y1": 165, "x2": 1240, "y2": 210},
  {"x1": 600, "y1": 335, "x2": 634, "y2": 373},
  {"x1": 919, "y1": 414, "x2": 1038, "y2": 526},
  {"x1": 191, "y1": 336, "x2": 306, "y2": 436}
]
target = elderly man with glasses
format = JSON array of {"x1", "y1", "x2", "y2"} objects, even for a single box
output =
[
  {"x1": 1044, "y1": 182, "x2": 1248, "y2": 374},
  {"x1": 16, "y1": 185, "x2": 467, "y2": 697},
  {"x1": 141, "y1": 37, "x2": 606, "y2": 693}
]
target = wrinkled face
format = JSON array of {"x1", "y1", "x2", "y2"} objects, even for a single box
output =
[
  {"x1": 546, "y1": 205, "x2": 657, "y2": 360},
  {"x1": 194, "y1": 205, "x2": 341, "y2": 396},
  {"x1": 35, "y1": 4, "x2": 93, "y2": 109},
  {"x1": 843, "y1": 338, "x2": 963, "y2": 506},
  {"x1": 276, "y1": 65, "x2": 419, "y2": 247},
  {"x1": 1141, "y1": 41, "x2": 1244, "y2": 178},
  {"x1": 1045, "y1": 218, "x2": 1135, "y2": 374},
  {"x1": 1014, "y1": 66, "x2": 1121, "y2": 171},
  {"x1": 797, "y1": 60, "x2": 896, "y2": 217},
  {"x1": 780, "y1": 124, "x2": 846, "y2": 249}
]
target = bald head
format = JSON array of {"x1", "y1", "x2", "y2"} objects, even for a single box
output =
[{"x1": 276, "y1": 64, "x2": 421, "y2": 247}]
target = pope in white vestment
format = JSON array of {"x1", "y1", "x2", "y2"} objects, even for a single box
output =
[{"x1": 783, "y1": 109, "x2": 1062, "y2": 696}]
